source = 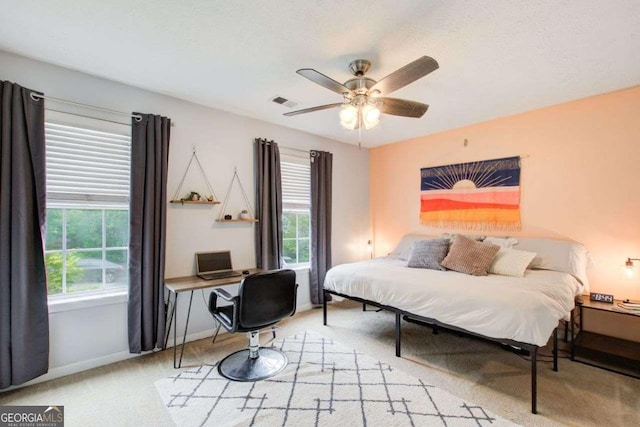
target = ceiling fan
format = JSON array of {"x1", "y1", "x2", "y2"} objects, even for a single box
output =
[{"x1": 284, "y1": 56, "x2": 439, "y2": 131}]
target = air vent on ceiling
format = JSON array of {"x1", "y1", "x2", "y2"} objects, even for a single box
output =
[{"x1": 270, "y1": 95, "x2": 298, "y2": 109}]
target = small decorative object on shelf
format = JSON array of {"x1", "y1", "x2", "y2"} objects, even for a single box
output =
[
  {"x1": 216, "y1": 167, "x2": 259, "y2": 223},
  {"x1": 169, "y1": 149, "x2": 220, "y2": 205}
]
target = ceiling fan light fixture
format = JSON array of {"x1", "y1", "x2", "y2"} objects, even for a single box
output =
[
  {"x1": 362, "y1": 104, "x2": 381, "y2": 128},
  {"x1": 341, "y1": 120, "x2": 358, "y2": 131},
  {"x1": 340, "y1": 117, "x2": 359, "y2": 130},
  {"x1": 363, "y1": 117, "x2": 379, "y2": 130},
  {"x1": 339, "y1": 104, "x2": 358, "y2": 129}
]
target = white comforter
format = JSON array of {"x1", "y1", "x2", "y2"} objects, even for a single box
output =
[{"x1": 324, "y1": 258, "x2": 583, "y2": 347}]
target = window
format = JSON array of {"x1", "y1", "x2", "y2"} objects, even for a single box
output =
[
  {"x1": 44, "y1": 112, "x2": 131, "y2": 297},
  {"x1": 281, "y1": 157, "x2": 310, "y2": 266}
]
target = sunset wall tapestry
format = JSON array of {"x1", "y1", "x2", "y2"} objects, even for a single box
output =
[{"x1": 420, "y1": 156, "x2": 521, "y2": 231}]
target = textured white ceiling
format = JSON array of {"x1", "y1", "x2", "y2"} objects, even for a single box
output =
[{"x1": 1, "y1": 0, "x2": 639, "y2": 147}]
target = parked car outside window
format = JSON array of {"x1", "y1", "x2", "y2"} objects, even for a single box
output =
[{"x1": 76, "y1": 258, "x2": 124, "y2": 283}]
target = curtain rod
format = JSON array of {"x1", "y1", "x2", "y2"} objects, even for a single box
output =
[
  {"x1": 280, "y1": 145, "x2": 309, "y2": 154},
  {"x1": 261, "y1": 140, "x2": 310, "y2": 155},
  {"x1": 272, "y1": 144, "x2": 322, "y2": 159},
  {"x1": 30, "y1": 92, "x2": 149, "y2": 123},
  {"x1": 45, "y1": 108, "x2": 134, "y2": 127}
]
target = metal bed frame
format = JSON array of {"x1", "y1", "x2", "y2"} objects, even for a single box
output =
[{"x1": 322, "y1": 288, "x2": 558, "y2": 414}]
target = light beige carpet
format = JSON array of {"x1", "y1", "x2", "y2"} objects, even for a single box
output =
[
  {"x1": 1, "y1": 300, "x2": 639, "y2": 427},
  {"x1": 155, "y1": 330, "x2": 519, "y2": 426}
]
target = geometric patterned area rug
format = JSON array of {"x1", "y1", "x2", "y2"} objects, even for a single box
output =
[{"x1": 155, "y1": 330, "x2": 519, "y2": 426}]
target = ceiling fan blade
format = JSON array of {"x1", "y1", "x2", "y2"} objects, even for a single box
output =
[
  {"x1": 370, "y1": 56, "x2": 439, "y2": 95},
  {"x1": 283, "y1": 103, "x2": 343, "y2": 117},
  {"x1": 377, "y1": 97, "x2": 429, "y2": 118},
  {"x1": 297, "y1": 69, "x2": 352, "y2": 96}
]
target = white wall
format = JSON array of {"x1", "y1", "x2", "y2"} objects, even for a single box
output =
[{"x1": 0, "y1": 50, "x2": 370, "y2": 382}]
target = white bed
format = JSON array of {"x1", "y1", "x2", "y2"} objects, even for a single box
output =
[
  {"x1": 324, "y1": 257, "x2": 583, "y2": 347},
  {"x1": 322, "y1": 235, "x2": 589, "y2": 414}
]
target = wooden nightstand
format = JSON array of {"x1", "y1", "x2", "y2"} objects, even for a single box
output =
[{"x1": 571, "y1": 298, "x2": 640, "y2": 378}]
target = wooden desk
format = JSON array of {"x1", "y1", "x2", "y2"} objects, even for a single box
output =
[{"x1": 164, "y1": 268, "x2": 261, "y2": 368}]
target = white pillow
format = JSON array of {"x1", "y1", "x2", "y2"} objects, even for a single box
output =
[
  {"x1": 388, "y1": 234, "x2": 435, "y2": 260},
  {"x1": 489, "y1": 247, "x2": 537, "y2": 277},
  {"x1": 440, "y1": 233, "x2": 486, "y2": 243},
  {"x1": 483, "y1": 237, "x2": 518, "y2": 248},
  {"x1": 513, "y1": 237, "x2": 591, "y2": 291}
]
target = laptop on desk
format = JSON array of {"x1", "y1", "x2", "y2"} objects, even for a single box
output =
[{"x1": 195, "y1": 251, "x2": 243, "y2": 281}]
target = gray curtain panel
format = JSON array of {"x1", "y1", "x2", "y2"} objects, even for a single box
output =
[
  {"x1": 254, "y1": 138, "x2": 283, "y2": 270},
  {"x1": 128, "y1": 113, "x2": 170, "y2": 353},
  {"x1": 0, "y1": 81, "x2": 49, "y2": 388},
  {"x1": 310, "y1": 150, "x2": 332, "y2": 305}
]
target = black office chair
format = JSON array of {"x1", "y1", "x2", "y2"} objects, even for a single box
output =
[{"x1": 208, "y1": 269, "x2": 298, "y2": 381}]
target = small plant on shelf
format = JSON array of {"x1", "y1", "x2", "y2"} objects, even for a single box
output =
[
  {"x1": 216, "y1": 168, "x2": 258, "y2": 223},
  {"x1": 169, "y1": 149, "x2": 220, "y2": 205},
  {"x1": 185, "y1": 191, "x2": 201, "y2": 201}
]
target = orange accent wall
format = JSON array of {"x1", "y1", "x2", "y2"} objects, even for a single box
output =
[{"x1": 370, "y1": 85, "x2": 640, "y2": 300}]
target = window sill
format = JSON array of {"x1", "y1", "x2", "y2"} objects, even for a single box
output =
[
  {"x1": 284, "y1": 264, "x2": 310, "y2": 271},
  {"x1": 48, "y1": 290, "x2": 128, "y2": 314}
]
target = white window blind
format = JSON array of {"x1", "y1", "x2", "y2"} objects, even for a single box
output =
[
  {"x1": 45, "y1": 122, "x2": 131, "y2": 203},
  {"x1": 281, "y1": 160, "x2": 310, "y2": 209}
]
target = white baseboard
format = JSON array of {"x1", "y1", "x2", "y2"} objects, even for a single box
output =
[
  {"x1": 9, "y1": 304, "x2": 313, "y2": 390},
  {"x1": 4, "y1": 349, "x2": 144, "y2": 392},
  {"x1": 297, "y1": 303, "x2": 312, "y2": 312}
]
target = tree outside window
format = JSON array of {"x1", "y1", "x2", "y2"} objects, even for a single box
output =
[
  {"x1": 281, "y1": 158, "x2": 311, "y2": 266},
  {"x1": 283, "y1": 210, "x2": 310, "y2": 265},
  {"x1": 45, "y1": 208, "x2": 129, "y2": 295}
]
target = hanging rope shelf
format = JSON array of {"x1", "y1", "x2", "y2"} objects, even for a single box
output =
[
  {"x1": 170, "y1": 149, "x2": 220, "y2": 205},
  {"x1": 216, "y1": 167, "x2": 258, "y2": 223}
]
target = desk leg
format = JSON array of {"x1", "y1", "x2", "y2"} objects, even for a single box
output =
[
  {"x1": 163, "y1": 292, "x2": 176, "y2": 350},
  {"x1": 173, "y1": 293, "x2": 179, "y2": 368},
  {"x1": 174, "y1": 291, "x2": 194, "y2": 369},
  {"x1": 212, "y1": 322, "x2": 222, "y2": 344}
]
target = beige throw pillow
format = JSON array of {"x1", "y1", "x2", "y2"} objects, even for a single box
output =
[
  {"x1": 489, "y1": 248, "x2": 537, "y2": 277},
  {"x1": 441, "y1": 235, "x2": 500, "y2": 276},
  {"x1": 483, "y1": 237, "x2": 518, "y2": 248}
]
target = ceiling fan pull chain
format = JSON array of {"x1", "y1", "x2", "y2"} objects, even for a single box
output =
[{"x1": 358, "y1": 114, "x2": 362, "y2": 150}]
